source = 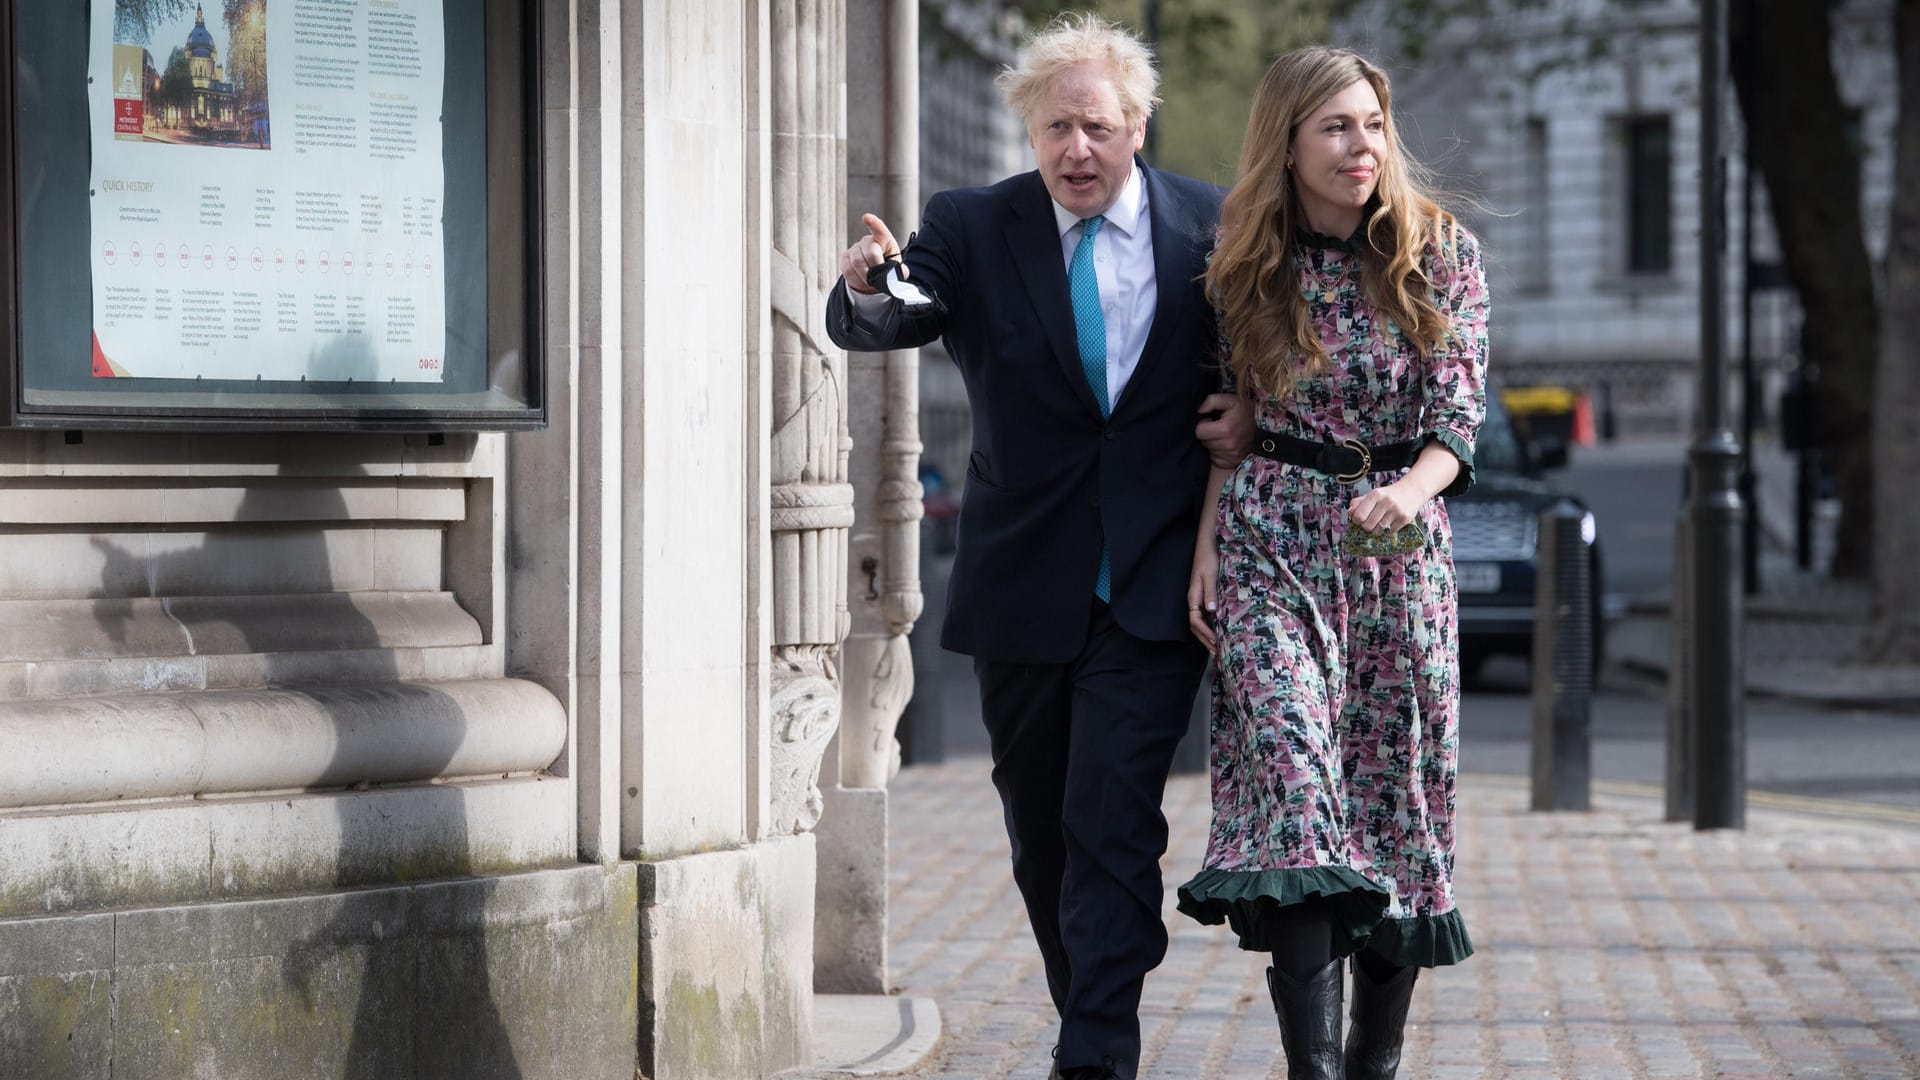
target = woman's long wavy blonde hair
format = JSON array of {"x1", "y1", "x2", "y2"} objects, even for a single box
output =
[{"x1": 1206, "y1": 47, "x2": 1460, "y2": 398}]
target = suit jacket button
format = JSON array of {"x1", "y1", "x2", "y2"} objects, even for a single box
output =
[
  {"x1": 1091, "y1": 496, "x2": 1101, "y2": 508},
  {"x1": 1103, "y1": 427, "x2": 1115, "y2": 440}
]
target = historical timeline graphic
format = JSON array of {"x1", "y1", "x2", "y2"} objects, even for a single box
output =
[{"x1": 88, "y1": 0, "x2": 447, "y2": 382}]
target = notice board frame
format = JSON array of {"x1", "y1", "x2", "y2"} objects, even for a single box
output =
[{"x1": 0, "y1": 0, "x2": 546, "y2": 432}]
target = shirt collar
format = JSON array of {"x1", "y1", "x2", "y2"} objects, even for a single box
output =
[{"x1": 1051, "y1": 162, "x2": 1148, "y2": 240}]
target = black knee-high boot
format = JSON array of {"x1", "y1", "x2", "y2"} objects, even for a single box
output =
[
  {"x1": 1266, "y1": 959, "x2": 1345, "y2": 1079},
  {"x1": 1344, "y1": 955, "x2": 1417, "y2": 1079}
]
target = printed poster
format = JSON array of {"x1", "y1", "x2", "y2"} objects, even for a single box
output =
[{"x1": 87, "y1": 0, "x2": 448, "y2": 382}]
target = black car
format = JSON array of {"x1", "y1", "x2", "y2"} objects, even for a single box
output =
[{"x1": 1445, "y1": 391, "x2": 1605, "y2": 678}]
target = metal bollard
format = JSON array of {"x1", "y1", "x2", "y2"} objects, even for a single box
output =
[
  {"x1": 1665, "y1": 516, "x2": 1693, "y2": 822},
  {"x1": 1687, "y1": 432, "x2": 1747, "y2": 830},
  {"x1": 1530, "y1": 499, "x2": 1593, "y2": 812}
]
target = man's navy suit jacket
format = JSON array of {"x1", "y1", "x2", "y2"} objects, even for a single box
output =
[{"x1": 827, "y1": 162, "x2": 1226, "y2": 665}]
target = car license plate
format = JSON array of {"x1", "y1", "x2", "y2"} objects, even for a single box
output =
[{"x1": 1455, "y1": 562, "x2": 1501, "y2": 594}]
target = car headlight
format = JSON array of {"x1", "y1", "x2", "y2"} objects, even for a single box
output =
[{"x1": 1580, "y1": 511, "x2": 1597, "y2": 546}]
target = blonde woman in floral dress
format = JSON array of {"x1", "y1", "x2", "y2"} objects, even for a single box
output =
[{"x1": 1176, "y1": 47, "x2": 1488, "y2": 1080}]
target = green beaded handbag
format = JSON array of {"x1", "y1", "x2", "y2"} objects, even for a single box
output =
[{"x1": 1341, "y1": 521, "x2": 1429, "y2": 557}]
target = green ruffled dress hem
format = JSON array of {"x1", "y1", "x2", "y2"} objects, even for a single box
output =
[
  {"x1": 1175, "y1": 868, "x2": 1475, "y2": 969},
  {"x1": 1364, "y1": 909, "x2": 1475, "y2": 968},
  {"x1": 1175, "y1": 867, "x2": 1390, "y2": 956}
]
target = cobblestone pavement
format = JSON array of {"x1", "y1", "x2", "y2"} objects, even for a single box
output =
[{"x1": 876, "y1": 759, "x2": 1920, "y2": 1079}]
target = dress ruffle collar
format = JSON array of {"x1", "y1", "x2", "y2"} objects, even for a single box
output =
[{"x1": 1296, "y1": 223, "x2": 1368, "y2": 253}]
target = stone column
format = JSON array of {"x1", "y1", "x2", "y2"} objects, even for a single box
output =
[
  {"x1": 768, "y1": 0, "x2": 853, "y2": 839},
  {"x1": 815, "y1": 0, "x2": 922, "y2": 995}
]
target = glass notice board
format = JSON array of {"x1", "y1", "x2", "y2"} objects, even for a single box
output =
[{"x1": 1, "y1": 0, "x2": 543, "y2": 429}]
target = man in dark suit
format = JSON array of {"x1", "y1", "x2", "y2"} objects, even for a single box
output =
[{"x1": 826, "y1": 15, "x2": 1248, "y2": 1080}]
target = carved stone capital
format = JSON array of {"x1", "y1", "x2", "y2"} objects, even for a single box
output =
[{"x1": 769, "y1": 645, "x2": 842, "y2": 835}]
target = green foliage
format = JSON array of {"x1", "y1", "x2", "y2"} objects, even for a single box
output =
[
  {"x1": 160, "y1": 45, "x2": 191, "y2": 114},
  {"x1": 113, "y1": 0, "x2": 196, "y2": 45},
  {"x1": 965, "y1": 0, "x2": 1334, "y2": 184},
  {"x1": 223, "y1": 0, "x2": 269, "y2": 106},
  {"x1": 1133, "y1": 0, "x2": 1333, "y2": 184}
]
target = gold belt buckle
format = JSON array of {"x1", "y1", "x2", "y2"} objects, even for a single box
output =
[{"x1": 1335, "y1": 437, "x2": 1371, "y2": 483}]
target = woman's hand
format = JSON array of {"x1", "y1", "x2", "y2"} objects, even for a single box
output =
[
  {"x1": 1348, "y1": 443, "x2": 1460, "y2": 532},
  {"x1": 1188, "y1": 529, "x2": 1222, "y2": 655},
  {"x1": 1347, "y1": 480, "x2": 1427, "y2": 534}
]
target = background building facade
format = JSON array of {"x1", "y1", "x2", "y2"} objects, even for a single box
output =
[{"x1": 1352, "y1": 0, "x2": 1898, "y2": 436}]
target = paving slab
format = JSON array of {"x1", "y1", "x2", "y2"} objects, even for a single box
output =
[{"x1": 803, "y1": 757, "x2": 1920, "y2": 1079}]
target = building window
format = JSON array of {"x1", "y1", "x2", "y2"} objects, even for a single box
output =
[
  {"x1": 1516, "y1": 117, "x2": 1549, "y2": 293},
  {"x1": 1625, "y1": 114, "x2": 1672, "y2": 274}
]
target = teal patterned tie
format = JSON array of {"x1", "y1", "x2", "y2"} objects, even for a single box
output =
[{"x1": 1069, "y1": 215, "x2": 1112, "y2": 602}]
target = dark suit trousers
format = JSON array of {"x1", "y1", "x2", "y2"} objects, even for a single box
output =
[{"x1": 973, "y1": 601, "x2": 1206, "y2": 1078}]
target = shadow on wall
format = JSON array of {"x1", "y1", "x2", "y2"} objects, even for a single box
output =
[
  {"x1": 87, "y1": 476, "x2": 524, "y2": 1077},
  {"x1": 306, "y1": 329, "x2": 382, "y2": 385}
]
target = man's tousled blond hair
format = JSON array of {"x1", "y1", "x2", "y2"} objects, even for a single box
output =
[{"x1": 995, "y1": 12, "x2": 1161, "y2": 129}]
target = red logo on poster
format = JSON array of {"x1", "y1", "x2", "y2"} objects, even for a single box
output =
[{"x1": 114, "y1": 98, "x2": 142, "y2": 136}]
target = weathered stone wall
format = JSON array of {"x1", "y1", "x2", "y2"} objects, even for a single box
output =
[
  {"x1": 1, "y1": 865, "x2": 639, "y2": 1080},
  {"x1": 509, "y1": 2, "x2": 835, "y2": 1076}
]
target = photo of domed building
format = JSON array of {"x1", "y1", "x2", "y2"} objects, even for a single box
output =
[
  {"x1": 118, "y1": 0, "x2": 271, "y2": 149},
  {"x1": 184, "y1": 6, "x2": 238, "y2": 129}
]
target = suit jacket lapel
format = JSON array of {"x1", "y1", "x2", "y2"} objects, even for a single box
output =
[
  {"x1": 1117, "y1": 160, "x2": 1199, "y2": 422},
  {"x1": 1003, "y1": 174, "x2": 1106, "y2": 421}
]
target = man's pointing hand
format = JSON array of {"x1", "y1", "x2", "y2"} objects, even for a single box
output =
[{"x1": 841, "y1": 212, "x2": 905, "y2": 295}]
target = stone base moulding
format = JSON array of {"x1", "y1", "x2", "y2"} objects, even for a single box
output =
[
  {"x1": 0, "y1": 775, "x2": 574, "y2": 918},
  {"x1": 0, "y1": 678, "x2": 565, "y2": 809},
  {"x1": 811, "y1": 993, "x2": 944, "y2": 1077}
]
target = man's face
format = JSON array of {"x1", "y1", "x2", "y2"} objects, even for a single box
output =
[{"x1": 1028, "y1": 64, "x2": 1146, "y2": 218}]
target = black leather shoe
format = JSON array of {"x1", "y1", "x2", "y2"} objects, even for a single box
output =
[
  {"x1": 1267, "y1": 960, "x2": 1345, "y2": 1079},
  {"x1": 1345, "y1": 959, "x2": 1417, "y2": 1079}
]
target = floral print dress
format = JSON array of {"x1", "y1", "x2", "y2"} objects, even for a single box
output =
[{"x1": 1175, "y1": 223, "x2": 1488, "y2": 968}]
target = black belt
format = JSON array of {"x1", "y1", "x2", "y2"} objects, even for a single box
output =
[{"x1": 1252, "y1": 429, "x2": 1425, "y2": 482}]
